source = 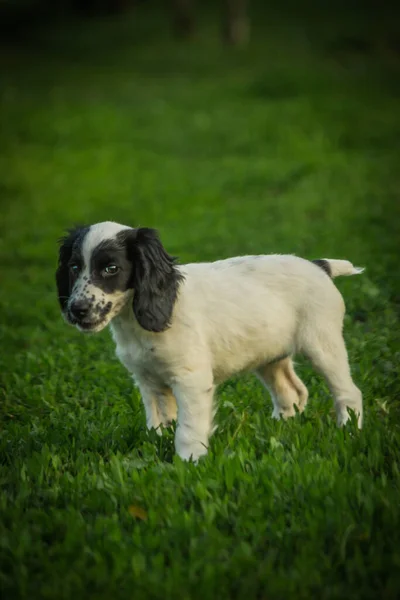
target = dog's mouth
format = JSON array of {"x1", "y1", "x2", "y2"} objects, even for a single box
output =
[
  {"x1": 77, "y1": 319, "x2": 105, "y2": 332},
  {"x1": 66, "y1": 312, "x2": 107, "y2": 333}
]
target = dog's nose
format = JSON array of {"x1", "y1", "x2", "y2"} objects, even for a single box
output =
[{"x1": 70, "y1": 299, "x2": 90, "y2": 320}]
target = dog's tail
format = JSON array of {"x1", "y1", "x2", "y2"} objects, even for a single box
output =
[{"x1": 312, "y1": 259, "x2": 364, "y2": 279}]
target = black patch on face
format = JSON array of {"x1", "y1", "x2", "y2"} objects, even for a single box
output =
[
  {"x1": 56, "y1": 225, "x2": 89, "y2": 312},
  {"x1": 89, "y1": 238, "x2": 134, "y2": 294},
  {"x1": 312, "y1": 259, "x2": 332, "y2": 277}
]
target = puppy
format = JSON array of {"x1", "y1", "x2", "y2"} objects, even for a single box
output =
[{"x1": 56, "y1": 221, "x2": 364, "y2": 461}]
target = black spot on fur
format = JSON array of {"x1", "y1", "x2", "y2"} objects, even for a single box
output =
[
  {"x1": 56, "y1": 225, "x2": 89, "y2": 312},
  {"x1": 99, "y1": 301, "x2": 112, "y2": 318},
  {"x1": 312, "y1": 259, "x2": 332, "y2": 277},
  {"x1": 93, "y1": 301, "x2": 112, "y2": 317}
]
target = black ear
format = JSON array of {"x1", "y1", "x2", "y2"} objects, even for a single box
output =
[
  {"x1": 126, "y1": 228, "x2": 184, "y2": 332},
  {"x1": 56, "y1": 226, "x2": 88, "y2": 312}
]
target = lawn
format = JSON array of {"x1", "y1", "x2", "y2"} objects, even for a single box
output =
[{"x1": 0, "y1": 1, "x2": 400, "y2": 598}]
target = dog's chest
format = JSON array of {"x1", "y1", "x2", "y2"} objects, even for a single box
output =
[{"x1": 110, "y1": 319, "x2": 166, "y2": 383}]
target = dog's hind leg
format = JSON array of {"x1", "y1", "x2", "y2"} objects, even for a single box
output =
[
  {"x1": 303, "y1": 330, "x2": 363, "y2": 428},
  {"x1": 256, "y1": 356, "x2": 308, "y2": 419}
]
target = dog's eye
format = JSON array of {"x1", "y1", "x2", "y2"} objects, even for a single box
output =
[
  {"x1": 103, "y1": 265, "x2": 119, "y2": 276},
  {"x1": 70, "y1": 264, "x2": 80, "y2": 275}
]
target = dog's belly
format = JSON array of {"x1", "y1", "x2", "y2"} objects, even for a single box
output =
[
  {"x1": 210, "y1": 334, "x2": 292, "y2": 385},
  {"x1": 212, "y1": 350, "x2": 288, "y2": 384}
]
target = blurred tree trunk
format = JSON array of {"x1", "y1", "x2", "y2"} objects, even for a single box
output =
[
  {"x1": 172, "y1": 0, "x2": 196, "y2": 38},
  {"x1": 108, "y1": 0, "x2": 132, "y2": 14},
  {"x1": 70, "y1": 0, "x2": 133, "y2": 15},
  {"x1": 222, "y1": 0, "x2": 249, "y2": 45},
  {"x1": 172, "y1": 0, "x2": 249, "y2": 44}
]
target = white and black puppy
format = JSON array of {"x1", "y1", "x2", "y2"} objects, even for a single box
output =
[{"x1": 56, "y1": 221, "x2": 364, "y2": 461}]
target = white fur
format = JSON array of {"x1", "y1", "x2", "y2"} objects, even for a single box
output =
[
  {"x1": 322, "y1": 259, "x2": 365, "y2": 278},
  {"x1": 106, "y1": 250, "x2": 363, "y2": 461},
  {"x1": 82, "y1": 222, "x2": 131, "y2": 263}
]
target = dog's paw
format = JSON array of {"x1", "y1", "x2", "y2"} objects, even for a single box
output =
[{"x1": 176, "y1": 440, "x2": 208, "y2": 462}]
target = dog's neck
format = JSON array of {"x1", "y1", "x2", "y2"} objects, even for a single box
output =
[
  {"x1": 109, "y1": 299, "x2": 152, "y2": 343},
  {"x1": 110, "y1": 300, "x2": 134, "y2": 328}
]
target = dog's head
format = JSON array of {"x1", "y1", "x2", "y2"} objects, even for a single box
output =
[{"x1": 56, "y1": 222, "x2": 183, "y2": 333}]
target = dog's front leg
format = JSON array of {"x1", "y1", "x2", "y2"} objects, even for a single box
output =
[{"x1": 172, "y1": 371, "x2": 215, "y2": 462}]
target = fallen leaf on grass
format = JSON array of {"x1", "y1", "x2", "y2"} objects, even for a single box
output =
[
  {"x1": 376, "y1": 399, "x2": 389, "y2": 413},
  {"x1": 128, "y1": 505, "x2": 148, "y2": 521}
]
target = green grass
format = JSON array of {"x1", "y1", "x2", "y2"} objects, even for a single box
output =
[{"x1": 1, "y1": 1, "x2": 400, "y2": 598}]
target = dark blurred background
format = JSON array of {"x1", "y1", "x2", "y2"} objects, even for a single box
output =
[{"x1": 1, "y1": 0, "x2": 400, "y2": 270}]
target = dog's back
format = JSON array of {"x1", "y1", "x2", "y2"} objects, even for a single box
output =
[{"x1": 174, "y1": 255, "x2": 343, "y2": 382}]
